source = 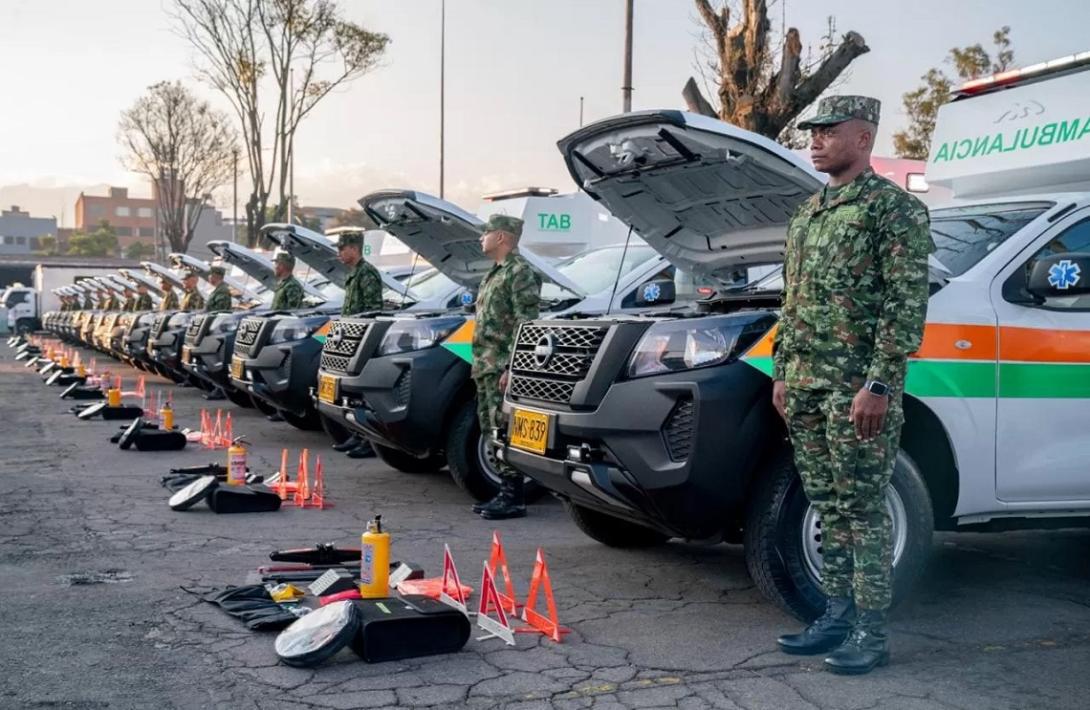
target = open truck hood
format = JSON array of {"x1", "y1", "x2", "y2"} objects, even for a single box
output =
[
  {"x1": 359, "y1": 190, "x2": 586, "y2": 296},
  {"x1": 118, "y1": 268, "x2": 164, "y2": 297},
  {"x1": 141, "y1": 261, "x2": 206, "y2": 295},
  {"x1": 558, "y1": 110, "x2": 824, "y2": 286},
  {"x1": 259, "y1": 223, "x2": 413, "y2": 298},
  {"x1": 169, "y1": 251, "x2": 264, "y2": 302},
  {"x1": 206, "y1": 240, "x2": 328, "y2": 300}
]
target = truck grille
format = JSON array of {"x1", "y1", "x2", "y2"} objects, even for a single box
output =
[
  {"x1": 508, "y1": 324, "x2": 608, "y2": 404},
  {"x1": 151, "y1": 314, "x2": 169, "y2": 338},
  {"x1": 663, "y1": 397, "x2": 695, "y2": 462},
  {"x1": 185, "y1": 314, "x2": 209, "y2": 346},
  {"x1": 319, "y1": 319, "x2": 370, "y2": 374},
  {"x1": 234, "y1": 317, "x2": 266, "y2": 357}
]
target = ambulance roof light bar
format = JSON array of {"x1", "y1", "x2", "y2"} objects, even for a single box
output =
[{"x1": 955, "y1": 50, "x2": 1090, "y2": 98}]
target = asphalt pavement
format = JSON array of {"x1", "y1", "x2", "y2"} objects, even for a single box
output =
[{"x1": 1, "y1": 344, "x2": 1088, "y2": 710}]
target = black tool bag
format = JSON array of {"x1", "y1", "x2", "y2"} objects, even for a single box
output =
[
  {"x1": 350, "y1": 596, "x2": 470, "y2": 663},
  {"x1": 207, "y1": 485, "x2": 282, "y2": 514},
  {"x1": 203, "y1": 585, "x2": 299, "y2": 631},
  {"x1": 133, "y1": 429, "x2": 188, "y2": 451}
]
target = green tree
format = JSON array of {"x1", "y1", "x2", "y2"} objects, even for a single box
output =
[
  {"x1": 35, "y1": 235, "x2": 60, "y2": 256},
  {"x1": 125, "y1": 241, "x2": 155, "y2": 260},
  {"x1": 67, "y1": 221, "x2": 120, "y2": 257},
  {"x1": 894, "y1": 27, "x2": 1014, "y2": 159}
]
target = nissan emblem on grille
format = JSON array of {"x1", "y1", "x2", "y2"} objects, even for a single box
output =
[{"x1": 533, "y1": 333, "x2": 556, "y2": 367}]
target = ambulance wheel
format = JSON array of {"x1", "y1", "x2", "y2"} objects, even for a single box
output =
[
  {"x1": 373, "y1": 444, "x2": 446, "y2": 473},
  {"x1": 224, "y1": 386, "x2": 254, "y2": 408},
  {"x1": 283, "y1": 408, "x2": 322, "y2": 431},
  {"x1": 743, "y1": 448, "x2": 934, "y2": 622},
  {"x1": 446, "y1": 399, "x2": 544, "y2": 503},
  {"x1": 564, "y1": 502, "x2": 669, "y2": 548}
]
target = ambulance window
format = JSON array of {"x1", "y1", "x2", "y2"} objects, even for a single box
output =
[
  {"x1": 929, "y1": 202, "x2": 1050, "y2": 277},
  {"x1": 1017, "y1": 218, "x2": 1090, "y2": 311}
]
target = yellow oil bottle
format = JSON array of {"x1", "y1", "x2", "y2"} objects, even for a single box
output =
[
  {"x1": 226, "y1": 437, "x2": 248, "y2": 486},
  {"x1": 359, "y1": 515, "x2": 390, "y2": 598},
  {"x1": 107, "y1": 387, "x2": 121, "y2": 407},
  {"x1": 160, "y1": 400, "x2": 174, "y2": 430}
]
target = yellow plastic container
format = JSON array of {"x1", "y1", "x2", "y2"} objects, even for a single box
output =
[
  {"x1": 107, "y1": 388, "x2": 121, "y2": 407},
  {"x1": 359, "y1": 516, "x2": 390, "y2": 599},
  {"x1": 226, "y1": 438, "x2": 247, "y2": 486},
  {"x1": 160, "y1": 402, "x2": 174, "y2": 430}
]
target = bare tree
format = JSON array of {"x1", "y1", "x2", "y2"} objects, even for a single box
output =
[
  {"x1": 683, "y1": 0, "x2": 869, "y2": 141},
  {"x1": 118, "y1": 81, "x2": 237, "y2": 254},
  {"x1": 172, "y1": 0, "x2": 389, "y2": 246}
]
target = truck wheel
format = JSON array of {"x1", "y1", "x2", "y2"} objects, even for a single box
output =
[
  {"x1": 319, "y1": 413, "x2": 352, "y2": 445},
  {"x1": 445, "y1": 399, "x2": 544, "y2": 503},
  {"x1": 564, "y1": 502, "x2": 669, "y2": 548},
  {"x1": 16, "y1": 319, "x2": 35, "y2": 335},
  {"x1": 374, "y1": 444, "x2": 446, "y2": 473},
  {"x1": 743, "y1": 448, "x2": 933, "y2": 621},
  {"x1": 282, "y1": 408, "x2": 322, "y2": 431},
  {"x1": 250, "y1": 395, "x2": 279, "y2": 416}
]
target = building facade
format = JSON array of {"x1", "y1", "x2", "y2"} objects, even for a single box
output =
[
  {"x1": 0, "y1": 206, "x2": 57, "y2": 255},
  {"x1": 74, "y1": 187, "x2": 157, "y2": 255}
]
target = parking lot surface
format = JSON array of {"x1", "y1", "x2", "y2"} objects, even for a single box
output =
[{"x1": 2, "y1": 347, "x2": 1088, "y2": 710}]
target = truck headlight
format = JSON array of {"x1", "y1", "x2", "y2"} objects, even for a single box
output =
[
  {"x1": 626, "y1": 317, "x2": 756, "y2": 378},
  {"x1": 269, "y1": 317, "x2": 320, "y2": 344},
  {"x1": 378, "y1": 316, "x2": 464, "y2": 356}
]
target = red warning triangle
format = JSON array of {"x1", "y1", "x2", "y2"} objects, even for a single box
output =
[
  {"x1": 477, "y1": 561, "x2": 515, "y2": 645},
  {"x1": 487, "y1": 531, "x2": 519, "y2": 615},
  {"x1": 518, "y1": 548, "x2": 570, "y2": 642},
  {"x1": 438, "y1": 544, "x2": 469, "y2": 615}
]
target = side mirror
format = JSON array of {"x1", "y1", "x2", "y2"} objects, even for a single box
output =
[
  {"x1": 1027, "y1": 253, "x2": 1090, "y2": 299},
  {"x1": 634, "y1": 279, "x2": 676, "y2": 307}
]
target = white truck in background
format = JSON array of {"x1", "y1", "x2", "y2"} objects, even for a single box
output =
[{"x1": 2, "y1": 263, "x2": 133, "y2": 334}]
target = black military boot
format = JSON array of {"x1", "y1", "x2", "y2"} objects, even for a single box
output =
[
  {"x1": 332, "y1": 435, "x2": 362, "y2": 452},
  {"x1": 345, "y1": 439, "x2": 375, "y2": 459},
  {"x1": 203, "y1": 386, "x2": 225, "y2": 401},
  {"x1": 471, "y1": 493, "x2": 498, "y2": 515},
  {"x1": 824, "y1": 609, "x2": 890, "y2": 675},
  {"x1": 478, "y1": 478, "x2": 526, "y2": 520},
  {"x1": 777, "y1": 596, "x2": 855, "y2": 655}
]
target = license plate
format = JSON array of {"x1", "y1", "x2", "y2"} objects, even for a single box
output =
[
  {"x1": 509, "y1": 408, "x2": 551, "y2": 455},
  {"x1": 182, "y1": 345, "x2": 192, "y2": 363},
  {"x1": 317, "y1": 373, "x2": 339, "y2": 404},
  {"x1": 230, "y1": 356, "x2": 244, "y2": 380}
]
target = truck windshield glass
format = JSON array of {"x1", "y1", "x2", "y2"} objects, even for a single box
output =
[
  {"x1": 929, "y1": 202, "x2": 1052, "y2": 278},
  {"x1": 540, "y1": 243, "x2": 658, "y2": 301},
  {"x1": 4, "y1": 290, "x2": 28, "y2": 307},
  {"x1": 382, "y1": 268, "x2": 456, "y2": 304}
]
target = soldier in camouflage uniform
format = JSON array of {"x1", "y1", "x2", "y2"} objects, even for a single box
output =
[
  {"x1": 204, "y1": 264, "x2": 233, "y2": 313},
  {"x1": 133, "y1": 282, "x2": 154, "y2": 311},
  {"x1": 334, "y1": 231, "x2": 383, "y2": 315},
  {"x1": 329, "y1": 230, "x2": 384, "y2": 459},
  {"x1": 82, "y1": 289, "x2": 95, "y2": 310},
  {"x1": 179, "y1": 269, "x2": 206, "y2": 312},
  {"x1": 159, "y1": 276, "x2": 179, "y2": 311},
  {"x1": 470, "y1": 214, "x2": 542, "y2": 520},
  {"x1": 121, "y1": 285, "x2": 136, "y2": 312},
  {"x1": 772, "y1": 96, "x2": 932, "y2": 675},
  {"x1": 104, "y1": 287, "x2": 121, "y2": 311},
  {"x1": 271, "y1": 251, "x2": 305, "y2": 310},
  {"x1": 96, "y1": 288, "x2": 111, "y2": 310}
]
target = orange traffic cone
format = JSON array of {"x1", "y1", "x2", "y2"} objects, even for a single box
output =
[
  {"x1": 477, "y1": 562, "x2": 515, "y2": 645},
  {"x1": 487, "y1": 531, "x2": 519, "y2": 616},
  {"x1": 518, "y1": 548, "x2": 570, "y2": 642},
  {"x1": 439, "y1": 544, "x2": 469, "y2": 615},
  {"x1": 292, "y1": 448, "x2": 310, "y2": 507},
  {"x1": 310, "y1": 455, "x2": 329, "y2": 509}
]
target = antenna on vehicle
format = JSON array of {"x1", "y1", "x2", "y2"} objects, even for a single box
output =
[{"x1": 605, "y1": 226, "x2": 634, "y2": 316}]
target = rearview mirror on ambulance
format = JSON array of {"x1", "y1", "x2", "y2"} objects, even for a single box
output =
[
  {"x1": 1027, "y1": 253, "x2": 1090, "y2": 299},
  {"x1": 634, "y1": 279, "x2": 676, "y2": 307}
]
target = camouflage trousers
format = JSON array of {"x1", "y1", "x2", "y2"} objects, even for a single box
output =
[
  {"x1": 786, "y1": 387, "x2": 904, "y2": 611},
  {"x1": 473, "y1": 372, "x2": 518, "y2": 480}
]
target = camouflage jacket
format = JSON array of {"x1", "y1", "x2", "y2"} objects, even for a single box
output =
[
  {"x1": 96, "y1": 296, "x2": 111, "y2": 309},
  {"x1": 159, "y1": 290, "x2": 179, "y2": 311},
  {"x1": 133, "y1": 293, "x2": 153, "y2": 311},
  {"x1": 471, "y1": 251, "x2": 542, "y2": 378},
  {"x1": 181, "y1": 288, "x2": 205, "y2": 312},
  {"x1": 271, "y1": 276, "x2": 304, "y2": 310},
  {"x1": 122, "y1": 296, "x2": 135, "y2": 311},
  {"x1": 772, "y1": 168, "x2": 933, "y2": 391},
  {"x1": 205, "y1": 283, "x2": 233, "y2": 312},
  {"x1": 341, "y1": 260, "x2": 383, "y2": 316},
  {"x1": 83, "y1": 296, "x2": 95, "y2": 309},
  {"x1": 105, "y1": 294, "x2": 121, "y2": 310}
]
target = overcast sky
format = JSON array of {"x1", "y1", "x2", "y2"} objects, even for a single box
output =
[{"x1": 2, "y1": 0, "x2": 1088, "y2": 225}]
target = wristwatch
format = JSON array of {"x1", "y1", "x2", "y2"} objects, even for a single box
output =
[{"x1": 864, "y1": 379, "x2": 890, "y2": 397}]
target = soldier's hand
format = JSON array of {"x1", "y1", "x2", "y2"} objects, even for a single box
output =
[
  {"x1": 772, "y1": 380, "x2": 787, "y2": 421},
  {"x1": 850, "y1": 388, "x2": 888, "y2": 441},
  {"x1": 499, "y1": 369, "x2": 510, "y2": 393}
]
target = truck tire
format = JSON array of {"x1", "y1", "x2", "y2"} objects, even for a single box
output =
[
  {"x1": 319, "y1": 413, "x2": 352, "y2": 445},
  {"x1": 374, "y1": 444, "x2": 446, "y2": 473},
  {"x1": 445, "y1": 399, "x2": 544, "y2": 503},
  {"x1": 283, "y1": 408, "x2": 322, "y2": 431},
  {"x1": 250, "y1": 395, "x2": 279, "y2": 416},
  {"x1": 743, "y1": 448, "x2": 933, "y2": 621},
  {"x1": 563, "y1": 502, "x2": 670, "y2": 548},
  {"x1": 15, "y1": 318, "x2": 36, "y2": 335},
  {"x1": 224, "y1": 386, "x2": 255, "y2": 408}
]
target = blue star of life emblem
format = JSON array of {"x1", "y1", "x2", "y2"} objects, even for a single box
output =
[
  {"x1": 460, "y1": 291, "x2": 474, "y2": 306},
  {"x1": 1047, "y1": 260, "x2": 1081, "y2": 290},
  {"x1": 642, "y1": 282, "x2": 662, "y2": 302}
]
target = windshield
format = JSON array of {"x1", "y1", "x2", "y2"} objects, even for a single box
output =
[
  {"x1": 382, "y1": 268, "x2": 457, "y2": 304},
  {"x1": 930, "y1": 202, "x2": 1052, "y2": 278},
  {"x1": 540, "y1": 243, "x2": 658, "y2": 301}
]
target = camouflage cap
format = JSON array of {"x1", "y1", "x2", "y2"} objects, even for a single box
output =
[
  {"x1": 797, "y1": 95, "x2": 880, "y2": 130},
  {"x1": 481, "y1": 214, "x2": 524, "y2": 238},
  {"x1": 181, "y1": 268, "x2": 200, "y2": 280},
  {"x1": 209, "y1": 264, "x2": 227, "y2": 276},
  {"x1": 273, "y1": 250, "x2": 296, "y2": 268},
  {"x1": 330, "y1": 230, "x2": 363, "y2": 249}
]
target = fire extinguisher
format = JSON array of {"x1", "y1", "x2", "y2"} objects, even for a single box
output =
[
  {"x1": 226, "y1": 437, "x2": 248, "y2": 486},
  {"x1": 359, "y1": 515, "x2": 390, "y2": 599}
]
